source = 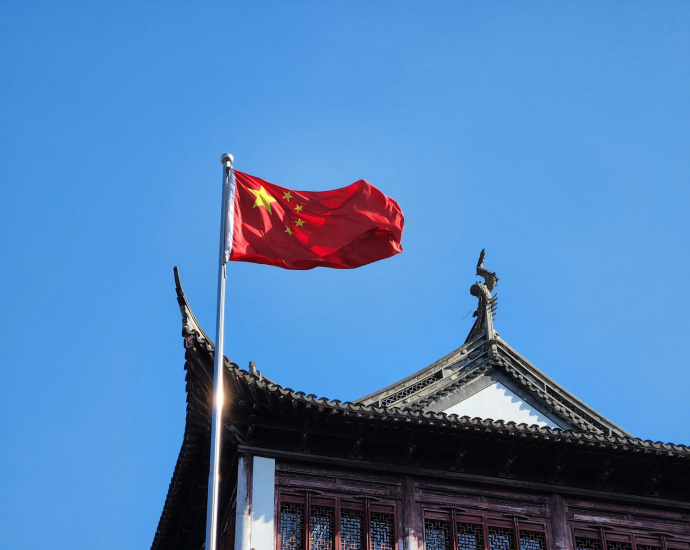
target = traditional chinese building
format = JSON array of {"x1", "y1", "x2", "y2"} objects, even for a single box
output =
[{"x1": 152, "y1": 253, "x2": 690, "y2": 550}]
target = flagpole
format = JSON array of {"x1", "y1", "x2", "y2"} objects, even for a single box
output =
[{"x1": 205, "y1": 152, "x2": 235, "y2": 550}]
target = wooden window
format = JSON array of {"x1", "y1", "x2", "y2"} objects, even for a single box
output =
[
  {"x1": 311, "y1": 506, "x2": 335, "y2": 550},
  {"x1": 488, "y1": 527, "x2": 515, "y2": 550},
  {"x1": 456, "y1": 521, "x2": 484, "y2": 550},
  {"x1": 278, "y1": 493, "x2": 396, "y2": 550},
  {"x1": 424, "y1": 519, "x2": 452, "y2": 550},
  {"x1": 280, "y1": 502, "x2": 306, "y2": 550},
  {"x1": 519, "y1": 530, "x2": 546, "y2": 550},
  {"x1": 341, "y1": 509, "x2": 364, "y2": 550},
  {"x1": 423, "y1": 511, "x2": 549, "y2": 550},
  {"x1": 572, "y1": 526, "x2": 681, "y2": 550},
  {"x1": 575, "y1": 535, "x2": 602, "y2": 550},
  {"x1": 370, "y1": 511, "x2": 395, "y2": 550}
]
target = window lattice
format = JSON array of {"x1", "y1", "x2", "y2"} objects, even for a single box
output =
[
  {"x1": 425, "y1": 519, "x2": 452, "y2": 550},
  {"x1": 382, "y1": 371, "x2": 443, "y2": 406},
  {"x1": 457, "y1": 522, "x2": 484, "y2": 550},
  {"x1": 280, "y1": 502, "x2": 305, "y2": 550},
  {"x1": 310, "y1": 506, "x2": 334, "y2": 550},
  {"x1": 607, "y1": 543, "x2": 632, "y2": 550},
  {"x1": 340, "y1": 509, "x2": 363, "y2": 550},
  {"x1": 371, "y1": 512, "x2": 394, "y2": 550},
  {"x1": 489, "y1": 527, "x2": 515, "y2": 550},
  {"x1": 576, "y1": 538, "x2": 602, "y2": 550},
  {"x1": 520, "y1": 531, "x2": 546, "y2": 550},
  {"x1": 637, "y1": 546, "x2": 660, "y2": 550}
]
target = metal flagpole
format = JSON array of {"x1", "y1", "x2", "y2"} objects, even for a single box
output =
[{"x1": 205, "y1": 152, "x2": 235, "y2": 550}]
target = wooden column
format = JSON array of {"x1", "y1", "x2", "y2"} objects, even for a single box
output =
[
  {"x1": 234, "y1": 452, "x2": 254, "y2": 550},
  {"x1": 401, "y1": 476, "x2": 423, "y2": 550},
  {"x1": 549, "y1": 495, "x2": 571, "y2": 550}
]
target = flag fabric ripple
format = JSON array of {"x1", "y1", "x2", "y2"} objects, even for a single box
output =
[{"x1": 228, "y1": 170, "x2": 404, "y2": 270}]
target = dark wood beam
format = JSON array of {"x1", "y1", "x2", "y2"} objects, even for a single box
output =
[{"x1": 238, "y1": 445, "x2": 690, "y2": 512}]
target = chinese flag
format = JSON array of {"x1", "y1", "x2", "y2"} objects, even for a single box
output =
[{"x1": 229, "y1": 170, "x2": 404, "y2": 270}]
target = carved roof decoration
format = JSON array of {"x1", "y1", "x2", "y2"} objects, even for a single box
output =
[
  {"x1": 467, "y1": 248, "x2": 498, "y2": 343},
  {"x1": 356, "y1": 251, "x2": 630, "y2": 438}
]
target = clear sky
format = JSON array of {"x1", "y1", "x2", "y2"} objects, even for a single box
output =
[{"x1": 1, "y1": 2, "x2": 689, "y2": 549}]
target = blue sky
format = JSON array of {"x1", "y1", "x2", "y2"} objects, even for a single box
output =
[{"x1": 1, "y1": 2, "x2": 689, "y2": 548}]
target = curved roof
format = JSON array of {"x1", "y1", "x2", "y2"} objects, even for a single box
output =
[{"x1": 152, "y1": 267, "x2": 690, "y2": 549}]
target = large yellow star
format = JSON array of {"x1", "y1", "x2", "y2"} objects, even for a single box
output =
[{"x1": 249, "y1": 186, "x2": 277, "y2": 214}]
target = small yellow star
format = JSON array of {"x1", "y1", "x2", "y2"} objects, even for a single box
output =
[
  {"x1": 284, "y1": 226, "x2": 294, "y2": 236},
  {"x1": 294, "y1": 204, "x2": 303, "y2": 213},
  {"x1": 248, "y1": 186, "x2": 277, "y2": 215},
  {"x1": 283, "y1": 191, "x2": 293, "y2": 201},
  {"x1": 295, "y1": 218, "x2": 305, "y2": 228}
]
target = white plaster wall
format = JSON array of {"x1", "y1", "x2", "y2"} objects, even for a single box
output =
[
  {"x1": 251, "y1": 456, "x2": 276, "y2": 550},
  {"x1": 442, "y1": 382, "x2": 559, "y2": 427}
]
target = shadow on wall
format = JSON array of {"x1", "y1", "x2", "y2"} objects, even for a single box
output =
[{"x1": 443, "y1": 382, "x2": 557, "y2": 428}]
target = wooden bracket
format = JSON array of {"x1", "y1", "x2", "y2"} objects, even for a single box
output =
[
  {"x1": 403, "y1": 434, "x2": 417, "y2": 465},
  {"x1": 296, "y1": 421, "x2": 311, "y2": 453},
  {"x1": 548, "y1": 453, "x2": 566, "y2": 484},
  {"x1": 245, "y1": 414, "x2": 256, "y2": 445},
  {"x1": 226, "y1": 424, "x2": 246, "y2": 444},
  {"x1": 597, "y1": 459, "x2": 614, "y2": 489},
  {"x1": 247, "y1": 384, "x2": 261, "y2": 404},
  {"x1": 451, "y1": 442, "x2": 468, "y2": 472},
  {"x1": 499, "y1": 446, "x2": 517, "y2": 478},
  {"x1": 348, "y1": 426, "x2": 364, "y2": 459},
  {"x1": 644, "y1": 464, "x2": 662, "y2": 496}
]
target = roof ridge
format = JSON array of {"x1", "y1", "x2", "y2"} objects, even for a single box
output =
[
  {"x1": 173, "y1": 266, "x2": 276, "y2": 385},
  {"x1": 172, "y1": 267, "x2": 690, "y2": 457},
  {"x1": 355, "y1": 334, "x2": 487, "y2": 405},
  {"x1": 178, "y1": 314, "x2": 690, "y2": 455},
  {"x1": 227, "y1": 361, "x2": 690, "y2": 454},
  {"x1": 494, "y1": 338, "x2": 631, "y2": 437}
]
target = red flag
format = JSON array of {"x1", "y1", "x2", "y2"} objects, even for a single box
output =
[{"x1": 228, "y1": 170, "x2": 404, "y2": 270}]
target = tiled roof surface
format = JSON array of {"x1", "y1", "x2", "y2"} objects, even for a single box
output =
[
  {"x1": 225, "y1": 362, "x2": 690, "y2": 457},
  {"x1": 179, "y1": 266, "x2": 690, "y2": 458}
]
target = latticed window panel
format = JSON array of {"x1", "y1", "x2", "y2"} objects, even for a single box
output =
[
  {"x1": 280, "y1": 502, "x2": 305, "y2": 550},
  {"x1": 607, "y1": 543, "x2": 632, "y2": 550},
  {"x1": 576, "y1": 537, "x2": 602, "y2": 550},
  {"x1": 310, "y1": 506, "x2": 334, "y2": 550},
  {"x1": 425, "y1": 519, "x2": 452, "y2": 550},
  {"x1": 340, "y1": 509, "x2": 364, "y2": 550},
  {"x1": 489, "y1": 527, "x2": 515, "y2": 550},
  {"x1": 637, "y1": 546, "x2": 660, "y2": 550},
  {"x1": 371, "y1": 512, "x2": 394, "y2": 550},
  {"x1": 520, "y1": 531, "x2": 546, "y2": 550},
  {"x1": 457, "y1": 522, "x2": 484, "y2": 550}
]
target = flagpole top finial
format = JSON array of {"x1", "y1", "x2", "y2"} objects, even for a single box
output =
[{"x1": 221, "y1": 153, "x2": 234, "y2": 165}]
